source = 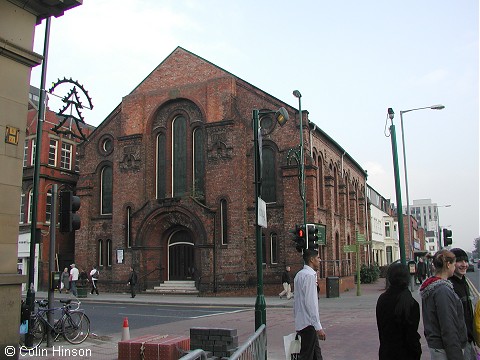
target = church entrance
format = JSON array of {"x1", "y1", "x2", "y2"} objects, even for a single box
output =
[{"x1": 168, "y1": 230, "x2": 194, "y2": 280}]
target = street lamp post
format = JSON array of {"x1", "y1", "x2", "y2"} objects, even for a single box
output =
[
  {"x1": 399, "y1": 105, "x2": 445, "y2": 259},
  {"x1": 387, "y1": 108, "x2": 407, "y2": 265},
  {"x1": 253, "y1": 107, "x2": 288, "y2": 331},
  {"x1": 292, "y1": 91, "x2": 307, "y2": 231}
]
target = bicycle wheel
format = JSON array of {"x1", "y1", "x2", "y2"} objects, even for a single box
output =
[
  {"x1": 62, "y1": 311, "x2": 90, "y2": 344},
  {"x1": 19, "y1": 317, "x2": 45, "y2": 351}
]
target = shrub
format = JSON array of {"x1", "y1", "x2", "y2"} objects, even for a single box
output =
[{"x1": 360, "y1": 263, "x2": 380, "y2": 284}]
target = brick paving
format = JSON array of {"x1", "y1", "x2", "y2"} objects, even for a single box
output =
[{"x1": 21, "y1": 281, "x2": 430, "y2": 359}]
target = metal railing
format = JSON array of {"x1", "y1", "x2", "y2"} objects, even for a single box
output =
[
  {"x1": 229, "y1": 324, "x2": 266, "y2": 360},
  {"x1": 179, "y1": 349, "x2": 208, "y2": 360}
]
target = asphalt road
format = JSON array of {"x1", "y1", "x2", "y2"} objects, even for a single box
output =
[{"x1": 81, "y1": 302, "x2": 251, "y2": 336}]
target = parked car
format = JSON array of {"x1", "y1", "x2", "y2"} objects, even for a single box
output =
[{"x1": 467, "y1": 262, "x2": 475, "y2": 272}]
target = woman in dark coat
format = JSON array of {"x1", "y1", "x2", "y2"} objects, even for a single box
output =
[{"x1": 376, "y1": 262, "x2": 422, "y2": 360}]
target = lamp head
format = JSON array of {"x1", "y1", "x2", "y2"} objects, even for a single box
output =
[
  {"x1": 275, "y1": 107, "x2": 289, "y2": 127},
  {"x1": 293, "y1": 90, "x2": 302, "y2": 98},
  {"x1": 387, "y1": 108, "x2": 395, "y2": 120},
  {"x1": 430, "y1": 104, "x2": 445, "y2": 110}
]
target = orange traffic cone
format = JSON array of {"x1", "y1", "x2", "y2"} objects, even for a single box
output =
[{"x1": 121, "y1": 317, "x2": 130, "y2": 341}]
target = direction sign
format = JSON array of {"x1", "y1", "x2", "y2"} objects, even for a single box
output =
[
  {"x1": 343, "y1": 244, "x2": 357, "y2": 253},
  {"x1": 356, "y1": 232, "x2": 366, "y2": 243}
]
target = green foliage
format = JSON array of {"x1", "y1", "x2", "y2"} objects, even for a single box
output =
[{"x1": 360, "y1": 263, "x2": 380, "y2": 284}]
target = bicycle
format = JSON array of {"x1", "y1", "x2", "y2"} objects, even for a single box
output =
[{"x1": 19, "y1": 298, "x2": 90, "y2": 351}]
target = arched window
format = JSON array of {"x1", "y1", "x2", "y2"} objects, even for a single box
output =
[
  {"x1": 106, "y1": 239, "x2": 112, "y2": 267},
  {"x1": 156, "y1": 133, "x2": 166, "y2": 199},
  {"x1": 220, "y1": 199, "x2": 228, "y2": 245},
  {"x1": 193, "y1": 128, "x2": 205, "y2": 198},
  {"x1": 262, "y1": 233, "x2": 267, "y2": 264},
  {"x1": 333, "y1": 168, "x2": 339, "y2": 213},
  {"x1": 261, "y1": 147, "x2": 276, "y2": 203},
  {"x1": 126, "y1": 206, "x2": 132, "y2": 248},
  {"x1": 270, "y1": 233, "x2": 278, "y2": 264},
  {"x1": 101, "y1": 166, "x2": 113, "y2": 215},
  {"x1": 317, "y1": 155, "x2": 324, "y2": 207},
  {"x1": 172, "y1": 116, "x2": 187, "y2": 197},
  {"x1": 98, "y1": 240, "x2": 104, "y2": 267}
]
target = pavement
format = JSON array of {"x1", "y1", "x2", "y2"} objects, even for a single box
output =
[{"x1": 17, "y1": 281, "x2": 431, "y2": 360}]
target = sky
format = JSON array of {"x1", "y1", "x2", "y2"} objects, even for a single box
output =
[{"x1": 30, "y1": 1, "x2": 479, "y2": 252}]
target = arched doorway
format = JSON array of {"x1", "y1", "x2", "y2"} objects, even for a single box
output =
[{"x1": 168, "y1": 230, "x2": 194, "y2": 280}]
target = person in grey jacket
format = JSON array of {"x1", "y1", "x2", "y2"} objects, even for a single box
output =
[{"x1": 420, "y1": 249, "x2": 468, "y2": 360}]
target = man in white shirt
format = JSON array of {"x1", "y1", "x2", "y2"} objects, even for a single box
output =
[
  {"x1": 70, "y1": 263, "x2": 79, "y2": 297},
  {"x1": 89, "y1": 266, "x2": 99, "y2": 295},
  {"x1": 294, "y1": 249, "x2": 326, "y2": 360}
]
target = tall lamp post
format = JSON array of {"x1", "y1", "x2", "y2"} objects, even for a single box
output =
[
  {"x1": 400, "y1": 105, "x2": 445, "y2": 259},
  {"x1": 253, "y1": 107, "x2": 288, "y2": 330},
  {"x1": 292, "y1": 90, "x2": 307, "y2": 231},
  {"x1": 387, "y1": 108, "x2": 407, "y2": 265}
]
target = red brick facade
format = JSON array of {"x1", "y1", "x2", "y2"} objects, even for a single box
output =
[{"x1": 75, "y1": 47, "x2": 368, "y2": 294}]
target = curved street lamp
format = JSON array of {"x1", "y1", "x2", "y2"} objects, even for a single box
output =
[{"x1": 400, "y1": 105, "x2": 445, "y2": 259}]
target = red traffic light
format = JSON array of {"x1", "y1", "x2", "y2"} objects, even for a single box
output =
[{"x1": 298, "y1": 228, "x2": 304, "y2": 238}]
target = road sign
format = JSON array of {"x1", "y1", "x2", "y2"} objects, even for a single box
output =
[
  {"x1": 343, "y1": 244, "x2": 357, "y2": 253},
  {"x1": 356, "y1": 232, "x2": 366, "y2": 243}
]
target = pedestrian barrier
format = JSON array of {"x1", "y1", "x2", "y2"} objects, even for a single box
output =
[
  {"x1": 229, "y1": 324, "x2": 266, "y2": 360},
  {"x1": 122, "y1": 317, "x2": 130, "y2": 341},
  {"x1": 179, "y1": 349, "x2": 208, "y2": 360}
]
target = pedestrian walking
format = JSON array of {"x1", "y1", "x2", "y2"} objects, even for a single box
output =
[
  {"x1": 90, "y1": 265, "x2": 99, "y2": 295},
  {"x1": 448, "y1": 248, "x2": 476, "y2": 360},
  {"x1": 294, "y1": 248, "x2": 326, "y2": 360},
  {"x1": 376, "y1": 262, "x2": 422, "y2": 360},
  {"x1": 127, "y1": 267, "x2": 138, "y2": 298},
  {"x1": 279, "y1": 266, "x2": 293, "y2": 300},
  {"x1": 59, "y1": 267, "x2": 70, "y2": 294},
  {"x1": 420, "y1": 249, "x2": 467, "y2": 359},
  {"x1": 416, "y1": 257, "x2": 427, "y2": 284},
  {"x1": 69, "y1": 263, "x2": 79, "y2": 297}
]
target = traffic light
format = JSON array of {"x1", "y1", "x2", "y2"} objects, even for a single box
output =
[
  {"x1": 292, "y1": 224, "x2": 306, "y2": 253},
  {"x1": 59, "y1": 190, "x2": 81, "y2": 233},
  {"x1": 443, "y1": 228, "x2": 452, "y2": 247},
  {"x1": 307, "y1": 224, "x2": 319, "y2": 250}
]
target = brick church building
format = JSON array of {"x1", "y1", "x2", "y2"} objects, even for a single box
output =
[{"x1": 75, "y1": 47, "x2": 369, "y2": 295}]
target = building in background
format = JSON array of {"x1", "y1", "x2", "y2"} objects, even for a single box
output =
[
  {"x1": 18, "y1": 87, "x2": 95, "y2": 291},
  {"x1": 0, "y1": 0, "x2": 81, "y2": 351}
]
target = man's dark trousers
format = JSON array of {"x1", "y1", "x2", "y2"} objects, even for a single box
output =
[{"x1": 298, "y1": 325, "x2": 323, "y2": 360}]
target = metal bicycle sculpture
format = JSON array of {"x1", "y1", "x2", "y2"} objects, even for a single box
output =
[
  {"x1": 19, "y1": 298, "x2": 90, "y2": 351},
  {"x1": 48, "y1": 77, "x2": 93, "y2": 141}
]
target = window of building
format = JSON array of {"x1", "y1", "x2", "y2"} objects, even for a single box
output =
[
  {"x1": 31, "y1": 139, "x2": 36, "y2": 166},
  {"x1": 98, "y1": 240, "x2": 103, "y2": 267},
  {"x1": 386, "y1": 246, "x2": 393, "y2": 264},
  {"x1": 20, "y1": 193, "x2": 25, "y2": 224},
  {"x1": 48, "y1": 139, "x2": 58, "y2": 166},
  {"x1": 126, "y1": 207, "x2": 132, "y2": 248},
  {"x1": 270, "y1": 233, "x2": 278, "y2": 264},
  {"x1": 60, "y1": 142, "x2": 72, "y2": 170},
  {"x1": 46, "y1": 190, "x2": 52, "y2": 223},
  {"x1": 172, "y1": 116, "x2": 187, "y2": 197},
  {"x1": 192, "y1": 128, "x2": 205, "y2": 199},
  {"x1": 385, "y1": 221, "x2": 391, "y2": 237},
  {"x1": 262, "y1": 233, "x2": 266, "y2": 264},
  {"x1": 101, "y1": 166, "x2": 113, "y2": 215},
  {"x1": 317, "y1": 155, "x2": 324, "y2": 207},
  {"x1": 156, "y1": 133, "x2": 166, "y2": 199},
  {"x1": 27, "y1": 190, "x2": 33, "y2": 223},
  {"x1": 261, "y1": 147, "x2": 276, "y2": 203},
  {"x1": 106, "y1": 239, "x2": 112, "y2": 267},
  {"x1": 220, "y1": 199, "x2": 228, "y2": 245},
  {"x1": 75, "y1": 151, "x2": 79, "y2": 172},
  {"x1": 23, "y1": 140, "x2": 28, "y2": 167}
]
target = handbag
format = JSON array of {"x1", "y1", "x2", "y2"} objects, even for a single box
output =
[
  {"x1": 283, "y1": 333, "x2": 301, "y2": 360},
  {"x1": 20, "y1": 321, "x2": 28, "y2": 335}
]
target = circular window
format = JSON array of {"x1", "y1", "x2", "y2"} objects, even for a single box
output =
[{"x1": 99, "y1": 135, "x2": 114, "y2": 156}]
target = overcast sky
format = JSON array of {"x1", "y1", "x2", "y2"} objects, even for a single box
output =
[{"x1": 31, "y1": 0, "x2": 479, "y2": 253}]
